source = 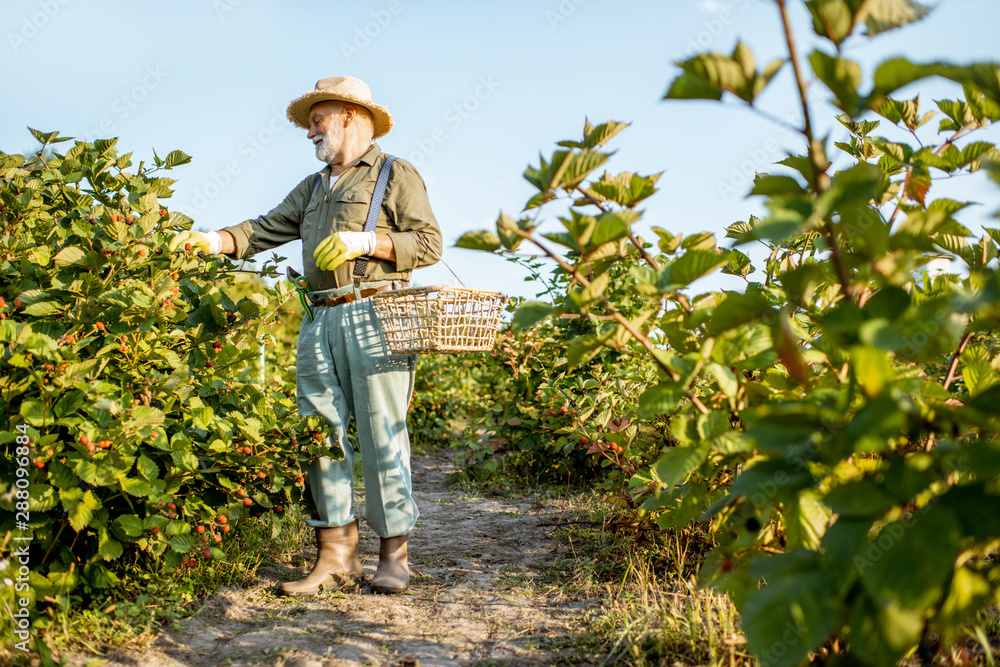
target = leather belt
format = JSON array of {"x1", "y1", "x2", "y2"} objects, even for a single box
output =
[{"x1": 311, "y1": 284, "x2": 392, "y2": 308}]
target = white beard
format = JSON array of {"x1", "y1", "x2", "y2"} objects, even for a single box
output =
[{"x1": 315, "y1": 133, "x2": 338, "y2": 164}]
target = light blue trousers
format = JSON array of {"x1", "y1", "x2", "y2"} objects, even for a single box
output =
[{"x1": 296, "y1": 297, "x2": 419, "y2": 538}]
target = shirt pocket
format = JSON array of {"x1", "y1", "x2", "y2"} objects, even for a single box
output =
[
  {"x1": 331, "y1": 187, "x2": 374, "y2": 232},
  {"x1": 300, "y1": 196, "x2": 324, "y2": 247}
]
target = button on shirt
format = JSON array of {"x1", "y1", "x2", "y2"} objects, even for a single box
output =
[{"x1": 220, "y1": 144, "x2": 443, "y2": 291}]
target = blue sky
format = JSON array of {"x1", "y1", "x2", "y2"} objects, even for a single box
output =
[{"x1": 3, "y1": 0, "x2": 1000, "y2": 299}]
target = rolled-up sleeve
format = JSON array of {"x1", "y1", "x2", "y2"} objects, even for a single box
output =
[
  {"x1": 383, "y1": 159, "x2": 442, "y2": 271},
  {"x1": 220, "y1": 175, "x2": 317, "y2": 259}
]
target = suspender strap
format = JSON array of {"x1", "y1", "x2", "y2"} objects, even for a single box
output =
[{"x1": 353, "y1": 155, "x2": 397, "y2": 283}]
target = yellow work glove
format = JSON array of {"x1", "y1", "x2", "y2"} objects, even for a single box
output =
[
  {"x1": 168, "y1": 230, "x2": 223, "y2": 254},
  {"x1": 313, "y1": 231, "x2": 377, "y2": 271}
]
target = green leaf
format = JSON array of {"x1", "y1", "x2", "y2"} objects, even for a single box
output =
[
  {"x1": 721, "y1": 249, "x2": 754, "y2": 278},
  {"x1": 169, "y1": 534, "x2": 196, "y2": 553},
  {"x1": 784, "y1": 491, "x2": 832, "y2": 550},
  {"x1": 170, "y1": 450, "x2": 199, "y2": 472},
  {"x1": 98, "y1": 527, "x2": 123, "y2": 561},
  {"x1": 511, "y1": 303, "x2": 556, "y2": 333},
  {"x1": 859, "y1": 505, "x2": 961, "y2": 609},
  {"x1": 708, "y1": 291, "x2": 775, "y2": 335},
  {"x1": 136, "y1": 454, "x2": 160, "y2": 481},
  {"x1": 810, "y1": 51, "x2": 862, "y2": 113},
  {"x1": 27, "y1": 127, "x2": 72, "y2": 145},
  {"x1": 24, "y1": 301, "x2": 64, "y2": 317},
  {"x1": 852, "y1": 345, "x2": 895, "y2": 397},
  {"x1": 61, "y1": 488, "x2": 101, "y2": 532},
  {"x1": 935, "y1": 567, "x2": 993, "y2": 637},
  {"x1": 750, "y1": 174, "x2": 807, "y2": 197},
  {"x1": 21, "y1": 399, "x2": 51, "y2": 426},
  {"x1": 119, "y1": 477, "x2": 155, "y2": 497},
  {"x1": 862, "y1": 0, "x2": 933, "y2": 35},
  {"x1": 638, "y1": 381, "x2": 683, "y2": 417},
  {"x1": 651, "y1": 445, "x2": 708, "y2": 488},
  {"x1": 669, "y1": 250, "x2": 728, "y2": 287},
  {"x1": 825, "y1": 479, "x2": 898, "y2": 518},
  {"x1": 115, "y1": 515, "x2": 144, "y2": 537},
  {"x1": 52, "y1": 245, "x2": 88, "y2": 267},
  {"x1": 130, "y1": 406, "x2": 165, "y2": 429},
  {"x1": 164, "y1": 150, "x2": 192, "y2": 168},
  {"x1": 741, "y1": 571, "x2": 837, "y2": 667},
  {"x1": 455, "y1": 230, "x2": 501, "y2": 252},
  {"x1": 557, "y1": 119, "x2": 631, "y2": 150},
  {"x1": 847, "y1": 593, "x2": 923, "y2": 665},
  {"x1": 806, "y1": 0, "x2": 855, "y2": 47}
]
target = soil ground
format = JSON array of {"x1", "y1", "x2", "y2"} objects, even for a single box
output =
[{"x1": 77, "y1": 453, "x2": 606, "y2": 667}]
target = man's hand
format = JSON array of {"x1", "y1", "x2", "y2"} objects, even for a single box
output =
[
  {"x1": 314, "y1": 231, "x2": 377, "y2": 271},
  {"x1": 169, "y1": 231, "x2": 223, "y2": 254}
]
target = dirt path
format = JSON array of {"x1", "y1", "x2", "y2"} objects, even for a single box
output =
[{"x1": 90, "y1": 453, "x2": 604, "y2": 667}]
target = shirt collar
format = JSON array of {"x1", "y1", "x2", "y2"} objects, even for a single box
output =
[
  {"x1": 356, "y1": 143, "x2": 381, "y2": 167},
  {"x1": 318, "y1": 143, "x2": 382, "y2": 184}
]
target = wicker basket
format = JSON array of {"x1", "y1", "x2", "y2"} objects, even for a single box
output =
[{"x1": 372, "y1": 285, "x2": 507, "y2": 354}]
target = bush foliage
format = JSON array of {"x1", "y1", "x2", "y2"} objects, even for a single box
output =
[
  {"x1": 0, "y1": 133, "x2": 337, "y2": 639},
  {"x1": 458, "y1": 1, "x2": 1000, "y2": 663}
]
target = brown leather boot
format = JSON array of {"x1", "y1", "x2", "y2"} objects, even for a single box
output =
[
  {"x1": 371, "y1": 535, "x2": 409, "y2": 594},
  {"x1": 276, "y1": 520, "x2": 363, "y2": 596}
]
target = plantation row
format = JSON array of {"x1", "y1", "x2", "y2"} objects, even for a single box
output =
[
  {"x1": 451, "y1": 2, "x2": 1000, "y2": 664},
  {"x1": 4, "y1": 1, "x2": 1000, "y2": 664}
]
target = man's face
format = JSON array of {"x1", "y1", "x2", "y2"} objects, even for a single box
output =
[{"x1": 307, "y1": 101, "x2": 345, "y2": 164}]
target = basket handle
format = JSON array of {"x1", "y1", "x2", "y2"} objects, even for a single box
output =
[{"x1": 435, "y1": 251, "x2": 466, "y2": 287}]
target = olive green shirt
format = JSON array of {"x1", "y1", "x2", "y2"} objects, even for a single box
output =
[{"x1": 221, "y1": 144, "x2": 442, "y2": 291}]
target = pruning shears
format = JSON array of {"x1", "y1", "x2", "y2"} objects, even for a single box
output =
[{"x1": 286, "y1": 267, "x2": 314, "y2": 322}]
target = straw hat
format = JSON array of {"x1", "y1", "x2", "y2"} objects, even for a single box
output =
[{"x1": 286, "y1": 76, "x2": 393, "y2": 138}]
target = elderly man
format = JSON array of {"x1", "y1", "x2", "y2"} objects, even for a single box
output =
[{"x1": 172, "y1": 76, "x2": 442, "y2": 595}]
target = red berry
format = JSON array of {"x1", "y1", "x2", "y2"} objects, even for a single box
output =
[
  {"x1": 138, "y1": 248, "x2": 146, "y2": 257},
  {"x1": 216, "y1": 515, "x2": 227, "y2": 524},
  {"x1": 184, "y1": 243, "x2": 193, "y2": 251},
  {"x1": 168, "y1": 503, "x2": 176, "y2": 511},
  {"x1": 236, "y1": 488, "x2": 245, "y2": 496},
  {"x1": 203, "y1": 549, "x2": 211, "y2": 558},
  {"x1": 257, "y1": 471, "x2": 267, "y2": 479},
  {"x1": 721, "y1": 559, "x2": 734, "y2": 573},
  {"x1": 34, "y1": 460, "x2": 45, "y2": 469},
  {"x1": 295, "y1": 476, "x2": 304, "y2": 484},
  {"x1": 181, "y1": 556, "x2": 189, "y2": 565},
  {"x1": 222, "y1": 524, "x2": 230, "y2": 533},
  {"x1": 160, "y1": 209, "x2": 167, "y2": 216},
  {"x1": 196, "y1": 525, "x2": 205, "y2": 534},
  {"x1": 13, "y1": 297, "x2": 22, "y2": 308},
  {"x1": 274, "y1": 505, "x2": 283, "y2": 513},
  {"x1": 312, "y1": 432, "x2": 323, "y2": 441},
  {"x1": 79, "y1": 435, "x2": 90, "y2": 446},
  {"x1": 206, "y1": 361, "x2": 214, "y2": 369},
  {"x1": 242, "y1": 497, "x2": 252, "y2": 506},
  {"x1": 150, "y1": 527, "x2": 160, "y2": 535},
  {"x1": 214, "y1": 534, "x2": 222, "y2": 542}
]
